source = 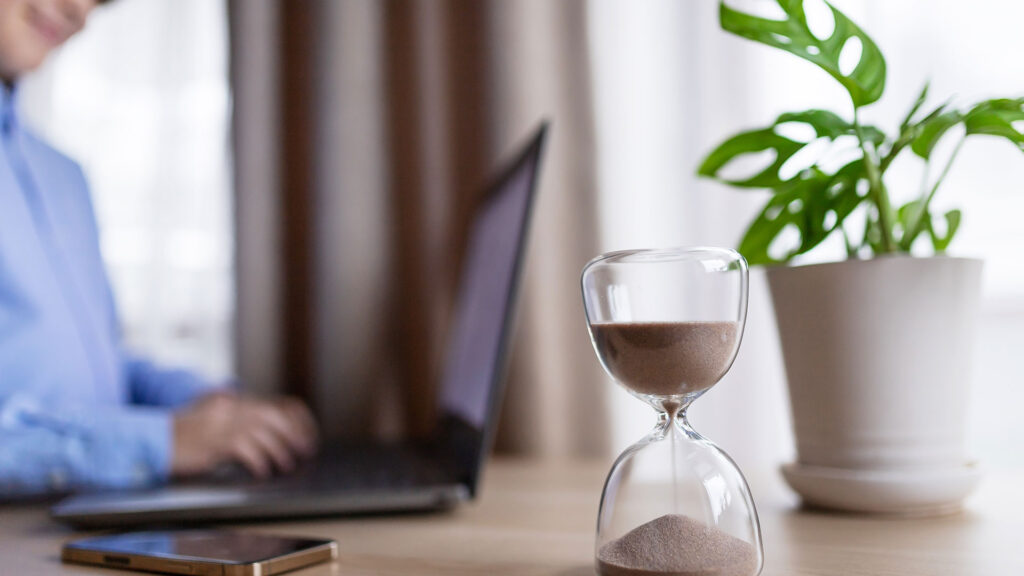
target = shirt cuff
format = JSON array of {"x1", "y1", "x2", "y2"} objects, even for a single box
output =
[
  {"x1": 6, "y1": 397, "x2": 174, "y2": 489},
  {"x1": 124, "y1": 354, "x2": 219, "y2": 409},
  {"x1": 107, "y1": 405, "x2": 174, "y2": 483}
]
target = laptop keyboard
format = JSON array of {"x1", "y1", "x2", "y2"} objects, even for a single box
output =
[{"x1": 197, "y1": 444, "x2": 456, "y2": 494}]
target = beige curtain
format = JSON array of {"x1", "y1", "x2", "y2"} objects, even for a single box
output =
[
  {"x1": 485, "y1": 1, "x2": 609, "y2": 458},
  {"x1": 231, "y1": 0, "x2": 609, "y2": 458}
]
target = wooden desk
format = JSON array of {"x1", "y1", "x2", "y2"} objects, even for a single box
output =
[{"x1": 3, "y1": 459, "x2": 1023, "y2": 575}]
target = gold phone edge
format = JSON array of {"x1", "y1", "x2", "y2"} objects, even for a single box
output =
[
  {"x1": 62, "y1": 540, "x2": 338, "y2": 576},
  {"x1": 62, "y1": 547, "x2": 225, "y2": 575}
]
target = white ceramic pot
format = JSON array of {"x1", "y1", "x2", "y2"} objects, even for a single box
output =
[{"x1": 767, "y1": 256, "x2": 984, "y2": 515}]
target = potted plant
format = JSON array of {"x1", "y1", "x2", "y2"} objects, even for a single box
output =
[{"x1": 698, "y1": 0, "x2": 1023, "y2": 515}]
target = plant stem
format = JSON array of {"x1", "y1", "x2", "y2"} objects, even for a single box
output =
[
  {"x1": 853, "y1": 109, "x2": 897, "y2": 253},
  {"x1": 841, "y1": 225, "x2": 857, "y2": 258},
  {"x1": 918, "y1": 159, "x2": 931, "y2": 200},
  {"x1": 902, "y1": 136, "x2": 966, "y2": 249},
  {"x1": 879, "y1": 137, "x2": 909, "y2": 174}
]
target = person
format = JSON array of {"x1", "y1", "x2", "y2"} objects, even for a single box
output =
[{"x1": 0, "y1": 0, "x2": 317, "y2": 497}]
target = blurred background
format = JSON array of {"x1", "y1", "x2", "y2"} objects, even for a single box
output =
[{"x1": 20, "y1": 0, "x2": 1024, "y2": 473}]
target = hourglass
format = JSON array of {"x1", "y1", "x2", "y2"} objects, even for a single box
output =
[{"x1": 582, "y1": 247, "x2": 762, "y2": 576}]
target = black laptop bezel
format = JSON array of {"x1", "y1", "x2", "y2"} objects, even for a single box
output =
[{"x1": 434, "y1": 122, "x2": 548, "y2": 496}]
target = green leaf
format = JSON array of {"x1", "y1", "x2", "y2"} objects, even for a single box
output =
[
  {"x1": 862, "y1": 210, "x2": 888, "y2": 255},
  {"x1": 911, "y1": 111, "x2": 962, "y2": 159},
  {"x1": 881, "y1": 92, "x2": 951, "y2": 170},
  {"x1": 720, "y1": 0, "x2": 887, "y2": 107},
  {"x1": 780, "y1": 108, "x2": 885, "y2": 145},
  {"x1": 897, "y1": 201, "x2": 962, "y2": 252},
  {"x1": 778, "y1": 109, "x2": 856, "y2": 139},
  {"x1": 698, "y1": 109, "x2": 881, "y2": 188},
  {"x1": 896, "y1": 199, "x2": 926, "y2": 247},
  {"x1": 899, "y1": 82, "x2": 930, "y2": 132},
  {"x1": 737, "y1": 160, "x2": 868, "y2": 265},
  {"x1": 963, "y1": 98, "x2": 1024, "y2": 151},
  {"x1": 930, "y1": 209, "x2": 962, "y2": 252},
  {"x1": 698, "y1": 129, "x2": 804, "y2": 188},
  {"x1": 739, "y1": 177, "x2": 818, "y2": 265},
  {"x1": 897, "y1": 199, "x2": 921, "y2": 227},
  {"x1": 826, "y1": 159, "x2": 870, "y2": 218}
]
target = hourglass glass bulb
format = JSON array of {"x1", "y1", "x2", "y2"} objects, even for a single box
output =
[{"x1": 582, "y1": 247, "x2": 763, "y2": 576}]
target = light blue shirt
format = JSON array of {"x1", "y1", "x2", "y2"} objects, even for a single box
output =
[{"x1": 0, "y1": 85, "x2": 212, "y2": 496}]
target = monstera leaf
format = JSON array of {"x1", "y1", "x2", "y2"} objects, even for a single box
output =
[
  {"x1": 779, "y1": 109, "x2": 884, "y2": 142},
  {"x1": 738, "y1": 159, "x2": 867, "y2": 265},
  {"x1": 909, "y1": 98, "x2": 1024, "y2": 160},
  {"x1": 697, "y1": 129, "x2": 804, "y2": 189},
  {"x1": 898, "y1": 200, "x2": 962, "y2": 252},
  {"x1": 698, "y1": 109, "x2": 881, "y2": 188},
  {"x1": 910, "y1": 111, "x2": 961, "y2": 159},
  {"x1": 738, "y1": 174, "x2": 824, "y2": 265},
  {"x1": 964, "y1": 98, "x2": 1024, "y2": 150},
  {"x1": 899, "y1": 82, "x2": 931, "y2": 133},
  {"x1": 930, "y1": 209, "x2": 962, "y2": 252},
  {"x1": 720, "y1": 0, "x2": 886, "y2": 107}
]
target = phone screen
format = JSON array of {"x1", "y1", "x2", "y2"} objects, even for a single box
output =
[{"x1": 66, "y1": 530, "x2": 333, "y2": 564}]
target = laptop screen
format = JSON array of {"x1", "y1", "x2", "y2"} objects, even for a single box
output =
[{"x1": 437, "y1": 125, "x2": 546, "y2": 485}]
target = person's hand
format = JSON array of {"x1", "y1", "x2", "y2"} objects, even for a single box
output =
[{"x1": 171, "y1": 392, "x2": 319, "y2": 479}]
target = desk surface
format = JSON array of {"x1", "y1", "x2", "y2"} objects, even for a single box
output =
[{"x1": 3, "y1": 459, "x2": 1023, "y2": 575}]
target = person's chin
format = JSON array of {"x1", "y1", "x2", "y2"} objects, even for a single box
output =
[{"x1": 10, "y1": 44, "x2": 51, "y2": 76}]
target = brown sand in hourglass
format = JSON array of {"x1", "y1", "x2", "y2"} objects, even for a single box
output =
[
  {"x1": 590, "y1": 321, "x2": 739, "y2": 397},
  {"x1": 597, "y1": 514, "x2": 757, "y2": 576}
]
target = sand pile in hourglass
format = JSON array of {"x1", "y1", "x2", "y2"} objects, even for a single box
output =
[
  {"x1": 592, "y1": 319, "x2": 756, "y2": 576},
  {"x1": 597, "y1": 514, "x2": 757, "y2": 576}
]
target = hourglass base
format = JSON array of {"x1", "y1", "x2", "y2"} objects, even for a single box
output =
[{"x1": 781, "y1": 461, "x2": 982, "y2": 516}]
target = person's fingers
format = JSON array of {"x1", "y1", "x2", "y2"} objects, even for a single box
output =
[
  {"x1": 248, "y1": 424, "x2": 296, "y2": 473},
  {"x1": 254, "y1": 403, "x2": 315, "y2": 457},
  {"x1": 171, "y1": 416, "x2": 213, "y2": 477},
  {"x1": 230, "y1": 435, "x2": 271, "y2": 479},
  {"x1": 171, "y1": 393, "x2": 241, "y2": 477},
  {"x1": 197, "y1": 393, "x2": 240, "y2": 445},
  {"x1": 200, "y1": 391, "x2": 240, "y2": 418},
  {"x1": 278, "y1": 398, "x2": 319, "y2": 455}
]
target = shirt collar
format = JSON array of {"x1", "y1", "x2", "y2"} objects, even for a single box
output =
[{"x1": 1, "y1": 83, "x2": 19, "y2": 136}]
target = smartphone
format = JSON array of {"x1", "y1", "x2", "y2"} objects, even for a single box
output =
[{"x1": 62, "y1": 530, "x2": 338, "y2": 576}]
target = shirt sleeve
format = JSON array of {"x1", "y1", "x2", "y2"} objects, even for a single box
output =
[
  {"x1": 0, "y1": 394, "x2": 171, "y2": 497},
  {"x1": 123, "y1": 354, "x2": 218, "y2": 409}
]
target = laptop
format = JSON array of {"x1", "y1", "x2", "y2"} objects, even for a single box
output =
[{"x1": 51, "y1": 122, "x2": 549, "y2": 528}]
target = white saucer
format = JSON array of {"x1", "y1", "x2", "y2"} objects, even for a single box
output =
[{"x1": 780, "y1": 461, "x2": 982, "y2": 517}]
